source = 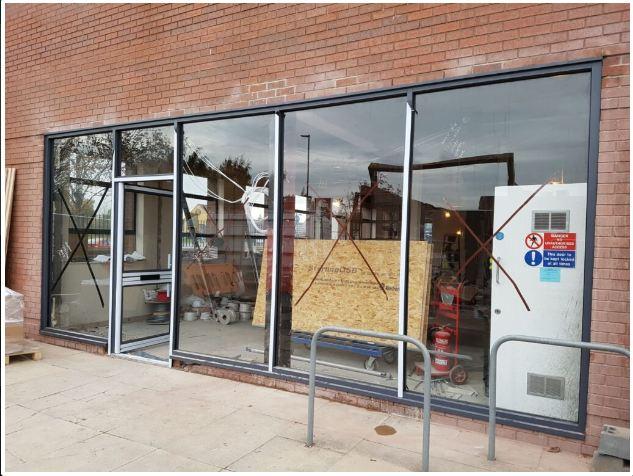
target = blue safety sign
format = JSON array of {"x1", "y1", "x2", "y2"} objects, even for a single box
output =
[
  {"x1": 543, "y1": 250, "x2": 576, "y2": 268},
  {"x1": 524, "y1": 250, "x2": 543, "y2": 267},
  {"x1": 495, "y1": 232, "x2": 504, "y2": 241},
  {"x1": 540, "y1": 268, "x2": 561, "y2": 282}
]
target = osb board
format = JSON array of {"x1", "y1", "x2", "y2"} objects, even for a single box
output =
[
  {"x1": 253, "y1": 239, "x2": 433, "y2": 344},
  {"x1": 182, "y1": 262, "x2": 244, "y2": 297}
]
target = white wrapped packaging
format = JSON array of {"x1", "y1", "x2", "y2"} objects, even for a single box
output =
[{"x1": 4, "y1": 287, "x2": 24, "y2": 323}]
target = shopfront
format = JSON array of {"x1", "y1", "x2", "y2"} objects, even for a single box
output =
[{"x1": 41, "y1": 59, "x2": 601, "y2": 439}]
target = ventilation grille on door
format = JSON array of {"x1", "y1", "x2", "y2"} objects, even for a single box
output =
[
  {"x1": 532, "y1": 211, "x2": 569, "y2": 232},
  {"x1": 527, "y1": 373, "x2": 565, "y2": 400}
]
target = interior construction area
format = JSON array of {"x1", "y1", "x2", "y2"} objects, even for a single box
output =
[{"x1": 45, "y1": 67, "x2": 594, "y2": 426}]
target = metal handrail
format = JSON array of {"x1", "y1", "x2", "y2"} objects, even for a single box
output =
[
  {"x1": 488, "y1": 335, "x2": 630, "y2": 461},
  {"x1": 306, "y1": 326, "x2": 432, "y2": 472}
]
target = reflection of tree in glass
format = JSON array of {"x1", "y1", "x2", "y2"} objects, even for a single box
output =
[
  {"x1": 54, "y1": 135, "x2": 112, "y2": 217},
  {"x1": 121, "y1": 128, "x2": 173, "y2": 174},
  {"x1": 184, "y1": 139, "x2": 252, "y2": 201}
]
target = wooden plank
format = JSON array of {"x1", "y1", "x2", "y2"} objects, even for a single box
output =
[
  {"x1": 253, "y1": 239, "x2": 433, "y2": 344},
  {"x1": 4, "y1": 167, "x2": 16, "y2": 256}
]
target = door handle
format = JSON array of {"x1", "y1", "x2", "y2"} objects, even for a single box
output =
[{"x1": 495, "y1": 256, "x2": 501, "y2": 284}]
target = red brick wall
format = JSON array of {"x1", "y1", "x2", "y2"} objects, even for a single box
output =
[{"x1": 5, "y1": 3, "x2": 629, "y2": 454}]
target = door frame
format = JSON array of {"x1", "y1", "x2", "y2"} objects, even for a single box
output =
[
  {"x1": 110, "y1": 180, "x2": 175, "y2": 357},
  {"x1": 107, "y1": 125, "x2": 179, "y2": 362}
]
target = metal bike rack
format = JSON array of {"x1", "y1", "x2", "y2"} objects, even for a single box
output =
[
  {"x1": 488, "y1": 335, "x2": 630, "y2": 461},
  {"x1": 306, "y1": 326, "x2": 432, "y2": 472}
]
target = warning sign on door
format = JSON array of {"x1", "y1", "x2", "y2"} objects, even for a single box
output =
[
  {"x1": 525, "y1": 232, "x2": 543, "y2": 249},
  {"x1": 544, "y1": 233, "x2": 576, "y2": 251},
  {"x1": 543, "y1": 250, "x2": 576, "y2": 268}
]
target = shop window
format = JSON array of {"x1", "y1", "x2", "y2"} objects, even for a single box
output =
[
  {"x1": 177, "y1": 115, "x2": 275, "y2": 363},
  {"x1": 277, "y1": 98, "x2": 406, "y2": 389},
  {"x1": 120, "y1": 126, "x2": 173, "y2": 176},
  {"x1": 406, "y1": 73, "x2": 591, "y2": 422},
  {"x1": 49, "y1": 133, "x2": 113, "y2": 336}
]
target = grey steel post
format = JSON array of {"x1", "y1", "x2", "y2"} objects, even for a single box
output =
[
  {"x1": 488, "y1": 335, "x2": 630, "y2": 461},
  {"x1": 306, "y1": 325, "x2": 432, "y2": 472}
]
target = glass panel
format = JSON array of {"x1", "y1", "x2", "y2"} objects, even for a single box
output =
[
  {"x1": 122, "y1": 187, "x2": 173, "y2": 272},
  {"x1": 121, "y1": 283, "x2": 171, "y2": 344},
  {"x1": 279, "y1": 98, "x2": 406, "y2": 389},
  {"x1": 407, "y1": 73, "x2": 591, "y2": 422},
  {"x1": 120, "y1": 126, "x2": 173, "y2": 176},
  {"x1": 50, "y1": 133, "x2": 112, "y2": 338},
  {"x1": 124, "y1": 180, "x2": 173, "y2": 191},
  {"x1": 177, "y1": 115, "x2": 274, "y2": 363}
]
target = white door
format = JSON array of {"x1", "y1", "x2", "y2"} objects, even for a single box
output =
[{"x1": 490, "y1": 183, "x2": 586, "y2": 421}]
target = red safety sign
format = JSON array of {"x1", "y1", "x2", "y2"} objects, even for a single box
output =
[
  {"x1": 525, "y1": 232, "x2": 543, "y2": 249},
  {"x1": 544, "y1": 232, "x2": 576, "y2": 251}
]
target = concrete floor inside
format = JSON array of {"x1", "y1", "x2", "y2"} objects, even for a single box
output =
[
  {"x1": 5, "y1": 341, "x2": 591, "y2": 472},
  {"x1": 125, "y1": 319, "x2": 488, "y2": 405}
]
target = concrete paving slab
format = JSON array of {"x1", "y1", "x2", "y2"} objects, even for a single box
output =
[
  {"x1": 10, "y1": 433, "x2": 156, "y2": 472},
  {"x1": 237, "y1": 384, "x2": 330, "y2": 424},
  {"x1": 106, "y1": 363, "x2": 187, "y2": 392},
  {"x1": 328, "y1": 439, "x2": 423, "y2": 472},
  {"x1": 5, "y1": 404, "x2": 39, "y2": 434},
  {"x1": 430, "y1": 443, "x2": 535, "y2": 472},
  {"x1": 4, "y1": 342, "x2": 593, "y2": 472},
  {"x1": 107, "y1": 395, "x2": 238, "y2": 449},
  {"x1": 167, "y1": 409, "x2": 288, "y2": 468},
  {"x1": 17, "y1": 391, "x2": 77, "y2": 412},
  {"x1": 363, "y1": 413, "x2": 460, "y2": 451},
  {"x1": 4, "y1": 448, "x2": 26, "y2": 468},
  {"x1": 58, "y1": 377, "x2": 142, "y2": 402},
  {"x1": 228, "y1": 435, "x2": 344, "y2": 471},
  {"x1": 6, "y1": 367, "x2": 100, "y2": 404},
  {"x1": 42, "y1": 393, "x2": 155, "y2": 433},
  {"x1": 6, "y1": 412, "x2": 99, "y2": 462},
  {"x1": 539, "y1": 448, "x2": 593, "y2": 472},
  {"x1": 4, "y1": 359, "x2": 69, "y2": 385},
  {"x1": 114, "y1": 448, "x2": 222, "y2": 472},
  {"x1": 314, "y1": 399, "x2": 389, "y2": 431},
  {"x1": 162, "y1": 377, "x2": 246, "y2": 406},
  {"x1": 278, "y1": 420, "x2": 364, "y2": 454},
  {"x1": 50, "y1": 352, "x2": 140, "y2": 377}
]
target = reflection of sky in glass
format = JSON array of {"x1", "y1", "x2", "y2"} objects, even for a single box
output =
[
  {"x1": 182, "y1": 116, "x2": 274, "y2": 230},
  {"x1": 413, "y1": 73, "x2": 591, "y2": 210},
  {"x1": 183, "y1": 115, "x2": 275, "y2": 178},
  {"x1": 284, "y1": 98, "x2": 406, "y2": 199}
]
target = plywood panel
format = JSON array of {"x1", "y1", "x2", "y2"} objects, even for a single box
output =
[{"x1": 253, "y1": 239, "x2": 432, "y2": 343}]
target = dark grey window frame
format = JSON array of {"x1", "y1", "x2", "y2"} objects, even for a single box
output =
[{"x1": 41, "y1": 58, "x2": 602, "y2": 440}]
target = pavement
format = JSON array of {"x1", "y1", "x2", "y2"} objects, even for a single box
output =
[{"x1": 4, "y1": 342, "x2": 591, "y2": 472}]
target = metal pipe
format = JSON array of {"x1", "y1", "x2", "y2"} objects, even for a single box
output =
[
  {"x1": 244, "y1": 347, "x2": 392, "y2": 378},
  {"x1": 488, "y1": 335, "x2": 630, "y2": 461},
  {"x1": 306, "y1": 326, "x2": 432, "y2": 472}
]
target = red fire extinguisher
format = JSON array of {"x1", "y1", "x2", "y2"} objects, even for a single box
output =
[{"x1": 432, "y1": 328, "x2": 452, "y2": 373}]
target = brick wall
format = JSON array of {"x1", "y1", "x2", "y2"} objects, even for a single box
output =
[{"x1": 5, "y1": 3, "x2": 629, "y2": 455}]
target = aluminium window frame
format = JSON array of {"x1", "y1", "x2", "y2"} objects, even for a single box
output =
[{"x1": 41, "y1": 57, "x2": 602, "y2": 440}]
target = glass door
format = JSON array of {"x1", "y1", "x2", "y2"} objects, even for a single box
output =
[{"x1": 113, "y1": 182, "x2": 174, "y2": 354}]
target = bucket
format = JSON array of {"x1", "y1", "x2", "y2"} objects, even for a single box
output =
[{"x1": 239, "y1": 310, "x2": 252, "y2": 321}]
